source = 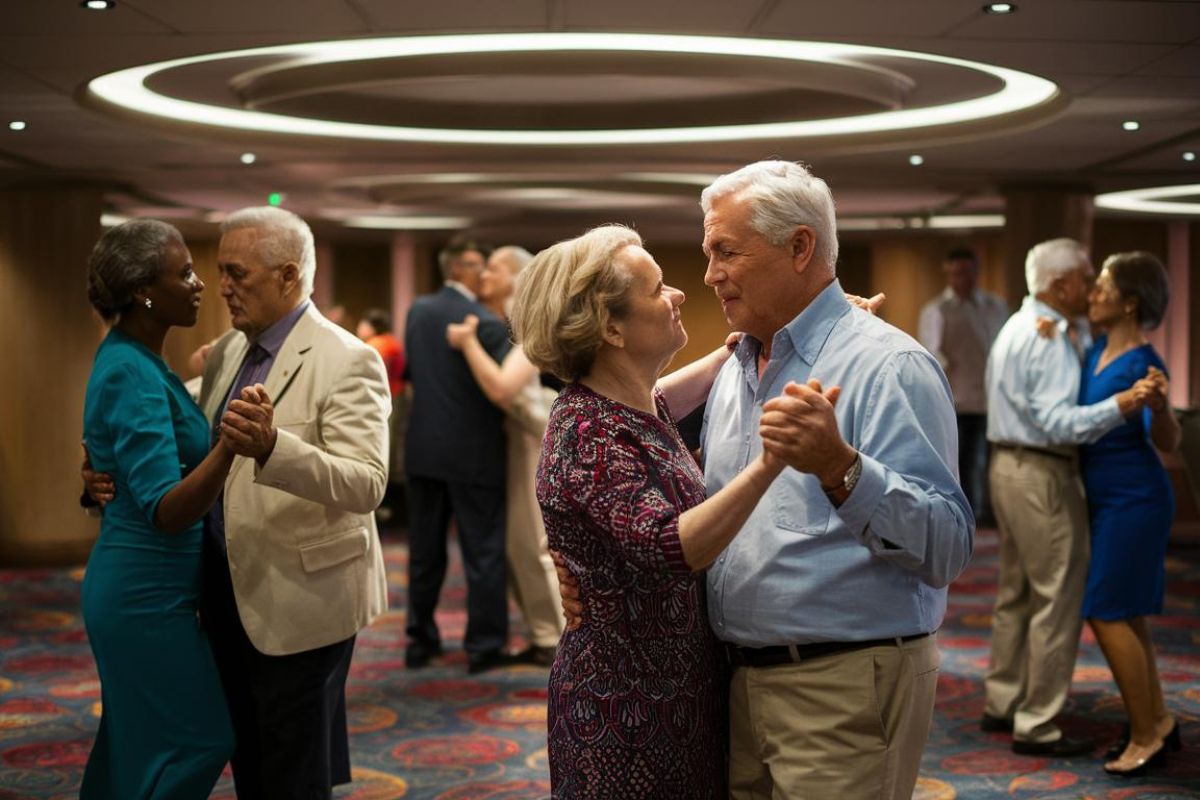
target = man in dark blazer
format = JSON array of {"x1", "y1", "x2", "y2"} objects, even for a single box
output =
[{"x1": 404, "y1": 236, "x2": 513, "y2": 673}]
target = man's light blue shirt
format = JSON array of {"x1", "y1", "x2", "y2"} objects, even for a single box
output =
[
  {"x1": 702, "y1": 281, "x2": 974, "y2": 647},
  {"x1": 985, "y1": 296, "x2": 1122, "y2": 447}
]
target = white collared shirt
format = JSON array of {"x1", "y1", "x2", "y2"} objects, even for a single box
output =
[{"x1": 985, "y1": 296, "x2": 1122, "y2": 447}]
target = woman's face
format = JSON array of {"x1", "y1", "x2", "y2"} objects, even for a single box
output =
[
  {"x1": 609, "y1": 245, "x2": 687, "y2": 370},
  {"x1": 145, "y1": 238, "x2": 203, "y2": 328},
  {"x1": 1087, "y1": 266, "x2": 1131, "y2": 328},
  {"x1": 479, "y1": 252, "x2": 516, "y2": 303}
]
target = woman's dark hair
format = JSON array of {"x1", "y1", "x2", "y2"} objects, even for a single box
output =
[
  {"x1": 87, "y1": 219, "x2": 183, "y2": 322},
  {"x1": 1102, "y1": 250, "x2": 1170, "y2": 330}
]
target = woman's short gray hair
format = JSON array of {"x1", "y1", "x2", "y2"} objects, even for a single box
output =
[
  {"x1": 220, "y1": 206, "x2": 315, "y2": 297},
  {"x1": 86, "y1": 219, "x2": 184, "y2": 322},
  {"x1": 700, "y1": 160, "x2": 839, "y2": 268},
  {"x1": 511, "y1": 225, "x2": 641, "y2": 383},
  {"x1": 1025, "y1": 238, "x2": 1089, "y2": 295}
]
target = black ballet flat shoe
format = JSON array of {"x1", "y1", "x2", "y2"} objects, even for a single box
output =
[
  {"x1": 980, "y1": 713, "x2": 1013, "y2": 733},
  {"x1": 1103, "y1": 739, "x2": 1167, "y2": 777}
]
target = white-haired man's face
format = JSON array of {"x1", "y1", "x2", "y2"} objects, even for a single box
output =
[
  {"x1": 701, "y1": 193, "x2": 810, "y2": 343},
  {"x1": 1052, "y1": 260, "x2": 1095, "y2": 318}
]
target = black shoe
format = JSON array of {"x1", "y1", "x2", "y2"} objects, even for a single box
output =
[
  {"x1": 1107, "y1": 720, "x2": 1181, "y2": 760},
  {"x1": 405, "y1": 640, "x2": 442, "y2": 669},
  {"x1": 517, "y1": 645, "x2": 557, "y2": 667},
  {"x1": 467, "y1": 649, "x2": 519, "y2": 675},
  {"x1": 980, "y1": 713, "x2": 1013, "y2": 733},
  {"x1": 1104, "y1": 738, "x2": 1168, "y2": 777},
  {"x1": 1012, "y1": 736, "x2": 1095, "y2": 757},
  {"x1": 1105, "y1": 723, "x2": 1131, "y2": 760}
]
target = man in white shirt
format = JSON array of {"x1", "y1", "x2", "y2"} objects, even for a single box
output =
[
  {"x1": 918, "y1": 248, "x2": 1008, "y2": 526},
  {"x1": 982, "y1": 237, "x2": 1157, "y2": 755}
]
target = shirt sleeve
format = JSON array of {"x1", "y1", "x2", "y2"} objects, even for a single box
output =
[
  {"x1": 831, "y1": 350, "x2": 974, "y2": 589},
  {"x1": 98, "y1": 361, "x2": 183, "y2": 527},
  {"x1": 477, "y1": 314, "x2": 513, "y2": 363},
  {"x1": 916, "y1": 302, "x2": 946, "y2": 368},
  {"x1": 546, "y1": 418, "x2": 693, "y2": 581},
  {"x1": 1025, "y1": 336, "x2": 1123, "y2": 444}
]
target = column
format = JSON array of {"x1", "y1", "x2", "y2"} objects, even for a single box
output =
[
  {"x1": 0, "y1": 188, "x2": 105, "y2": 565},
  {"x1": 1000, "y1": 186, "x2": 1094, "y2": 307}
]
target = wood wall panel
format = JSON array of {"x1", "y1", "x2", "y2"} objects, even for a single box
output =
[{"x1": 0, "y1": 189, "x2": 105, "y2": 565}]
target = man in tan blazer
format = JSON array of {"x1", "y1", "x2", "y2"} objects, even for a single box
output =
[{"x1": 197, "y1": 206, "x2": 390, "y2": 799}]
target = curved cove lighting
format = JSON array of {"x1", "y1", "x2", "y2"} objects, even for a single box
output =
[
  {"x1": 85, "y1": 33, "x2": 1060, "y2": 146},
  {"x1": 1095, "y1": 184, "x2": 1200, "y2": 216}
]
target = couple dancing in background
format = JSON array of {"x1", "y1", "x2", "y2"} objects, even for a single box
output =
[
  {"x1": 80, "y1": 208, "x2": 390, "y2": 799},
  {"x1": 983, "y1": 238, "x2": 1181, "y2": 776}
]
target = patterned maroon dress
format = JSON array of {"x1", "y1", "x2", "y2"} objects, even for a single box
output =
[{"x1": 539, "y1": 383, "x2": 726, "y2": 799}]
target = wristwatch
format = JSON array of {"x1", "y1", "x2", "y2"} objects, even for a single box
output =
[{"x1": 822, "y1": 451, "x2": 862, "y2": 502}]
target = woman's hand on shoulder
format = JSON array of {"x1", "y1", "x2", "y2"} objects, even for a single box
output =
[{"x1": 446, "y1": 314, "x2": 480, "y2": 350}]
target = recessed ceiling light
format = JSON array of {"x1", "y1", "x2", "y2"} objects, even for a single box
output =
[
  {"x1": 1184, "y1": 151, "x2": 1196, "y2": 162},
  {"x1": 85, "y1": 33, "x2": 1062, "y2": 146},
  {"x1": 8, "y1": 120, "x2": 26, "y2": 131},
  {"x1": 983, "y1": 3, "x2": 1016, "y2": 13},
  {"x1": 239, "y1": 152, "x2": 257, "y2": 165},
  {"x1": 1095, "y1": 183, "x2": 1200, "y2": 215},
  {"x1": 1122, "y1": 120, "x2": 1141, "y2": 131},
  {"x1": 909, "y1": 154, "x2": 925, "y2": 166},
  {"x1": 81, "y1": 0, "x2": 115, "y2": 9}
]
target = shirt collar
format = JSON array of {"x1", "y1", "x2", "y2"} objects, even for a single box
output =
[
  {"x1": 732, "y1": 279, "x2": 850, "y2": 368},
  {"x1": 252, "y1": 299, "x2": 309, "y2": 358},
  {"x1": 444, "y1": 280, "x2": 477, "y2": 301}
]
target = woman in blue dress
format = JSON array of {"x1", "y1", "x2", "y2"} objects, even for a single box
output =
[
  {"x1": 1078, "y1": 251, "x2": 1181, "y2": 776},
  {"x1": 81, "y1": 220, "x2": 245, "y2": 798}
]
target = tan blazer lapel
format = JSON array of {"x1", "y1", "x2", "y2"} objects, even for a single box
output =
[
  {"x1": 265, "y1": 307, "x2": 317, "y2": 409},
  {"x1": 201, "y1": 330, "x2": 250, "y2": 424}
]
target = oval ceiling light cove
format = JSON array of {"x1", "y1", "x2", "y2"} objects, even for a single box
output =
[
  {"x1": 85, "y1": 33, "x2": 1061, "y2": 147},
  {"x1": 1095, "y1": 184, "x2": 1200, "y2": 216}
]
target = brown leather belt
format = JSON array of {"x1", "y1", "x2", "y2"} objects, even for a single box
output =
[
  {"x1": 726, "y1": 632, "x2": 931, "y2": 668},
  {"x1": 993, "y1": 443, "x2": 1073, "y2": 462}
]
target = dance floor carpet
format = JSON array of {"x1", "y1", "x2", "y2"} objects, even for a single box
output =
[{"x1": 3, "y1": 526, "x2": 1200, "y2": 799}]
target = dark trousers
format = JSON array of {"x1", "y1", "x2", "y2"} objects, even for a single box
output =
[
  {"x1": 405, "y1": 475, "x2": 507, "y2": 655},
  {"x1": 958, "y1": 412, "x2": 993, "y2": 525},
  {"x1": 200, "y1": 536, "x2": 355, "y2": 800}
]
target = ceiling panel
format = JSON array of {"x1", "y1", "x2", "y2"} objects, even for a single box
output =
[
  {"x1": 563, "y1": 0, "x2": 762, "y2": 34},
  {"x1": 0, "y1": 0, "x2": 171, "y2": 35},
  {"x1": 757, "y1": 0, "x2": 978, "y2": 38},
  {"x1": 951, "y1": 0, "x2": 1200, "y2": 44},
  {"x1": 1135, "y1": 45, "x2": 1200, "y2": 77},
  {"x1": 121, "y1": 0, "x2": 368, "y2": 34},
  {"x1": 349, "y1": 0, "x2": 549, "y2": 32}
]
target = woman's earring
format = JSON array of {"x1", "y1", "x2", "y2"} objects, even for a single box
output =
[{"x1": 144, "y1": 298, "x2": 153, "y2": 309}]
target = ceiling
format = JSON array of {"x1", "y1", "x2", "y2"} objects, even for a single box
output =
[{"x1": 1, "y1": 0, "x2": 1198, "y2": 246}]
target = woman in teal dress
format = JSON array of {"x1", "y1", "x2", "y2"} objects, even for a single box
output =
[
  {"x1": 81, "y1": 220, "x2": 243, "y2": 798},
  {"x1": 1078, "y1": 251, "x2": 1182, "y2": 777}
]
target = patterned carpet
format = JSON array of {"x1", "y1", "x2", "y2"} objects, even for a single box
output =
[{"x1": 2, "y1": 525, "x2": 1200, "y2": 799}]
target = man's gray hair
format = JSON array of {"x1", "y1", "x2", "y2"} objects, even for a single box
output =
[
  {"x1": 492, "y1": 245, "x2": 534, "y2": 274},
  {"x1": 700, "y1": 160, "x2": 839, "y2": 269},
  {"x1": 220, "y1": 206, "x2": 316, "y2": 297},
  {"x1": 1025, "y1": 237, "x2": 1089, "y2": 296}
]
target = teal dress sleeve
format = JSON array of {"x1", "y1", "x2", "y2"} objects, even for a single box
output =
[{"x1": 96, "y1": 360, "x2": 186, "y2": 526}]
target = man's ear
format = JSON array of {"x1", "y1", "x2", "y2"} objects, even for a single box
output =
[
  {"x1": 791, "y1": 226, "x2": 816, "y2": 274},
  {"x1": 279, "y1": 261, "x2": 300, "y2": 293}
]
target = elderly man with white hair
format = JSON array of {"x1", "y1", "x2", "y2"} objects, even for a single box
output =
[
  {"x1": 981, "y1": 237, "x2": 1157, "y2": 757},
  {"x1": 700, "y1": 160, "x2": 974, "y2": 799}
]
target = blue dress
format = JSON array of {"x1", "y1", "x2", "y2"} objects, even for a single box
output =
[
  {"x1": 80, "y1": 328, "x2": 233, "y2": 799},
  {"x1": 1078, "y1": 338, "x2": 1175, "y2": 621}
]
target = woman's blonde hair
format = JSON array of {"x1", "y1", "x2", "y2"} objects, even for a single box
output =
[{"x1": 511, "y1": 225, "x2": 641, "y2": 382}]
